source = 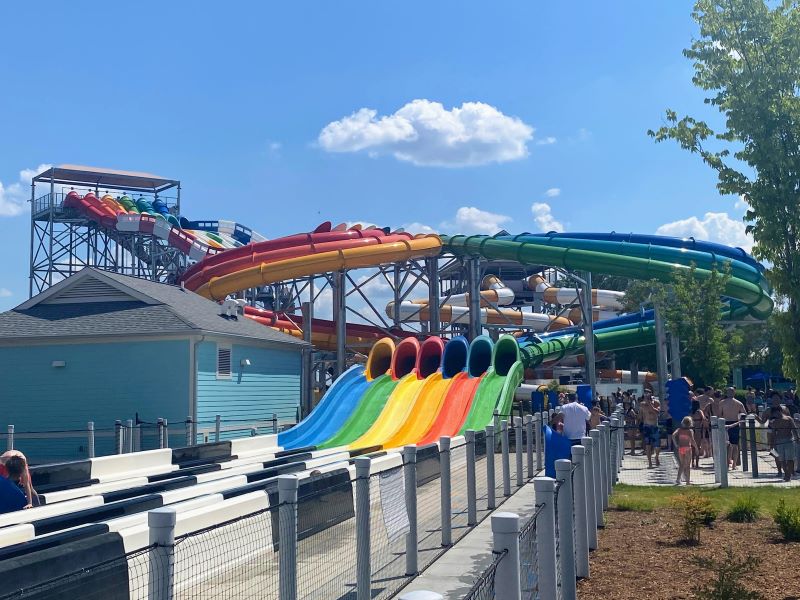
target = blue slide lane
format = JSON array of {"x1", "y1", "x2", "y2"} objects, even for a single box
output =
[{"x1": 278, "y1": 365, "x2": 373, "y2": 449}]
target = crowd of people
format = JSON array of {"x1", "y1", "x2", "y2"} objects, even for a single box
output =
[
  {"x1": 0, "y1": 451, "x2": 38, "y2": 514},
  {"x1": 617, "y1": 386, "x2": 800, "y2": 484}
]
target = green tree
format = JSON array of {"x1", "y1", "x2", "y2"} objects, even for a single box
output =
[
  {"x1": 649, "y1": 0, "x2": 800, "y2": 378},
  {"x1": 622, "y1": 264, "x2": 732, "y2": 387}
]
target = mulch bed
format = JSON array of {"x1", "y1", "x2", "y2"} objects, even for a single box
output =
[{"x1": 576, "y1": 507, "x2": 800, "y2": 599}]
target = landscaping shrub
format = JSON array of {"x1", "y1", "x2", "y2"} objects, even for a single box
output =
[
  {"x1": 773, "y1": 499, "x2": 800, "y2": 542},
  {"x1": 727, "y1": 495, "x2": 759, "y2": 523},
  {"x1": 691, "y1": 547, "x2": 763, "y2": 600},
  {"x1": 671, "y1": 493, "x2": 718, "y2": 544}
]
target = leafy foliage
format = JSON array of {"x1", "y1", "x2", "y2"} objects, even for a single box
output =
[
  {"x1": 773, "y1": 499, "x2": 800, "y2": 541},
  {"x1": 691, "y1": 547, "x2": 764, "y2": 600},
  {"x1": 649, "y1": 0, "x2": 800, "y2": 379},
  {"x1": 726, "y1": 495, "x2": 760, "y2": 522},
  {"x1": 622, "y1": 264, "x2": 732, "y2": 387},
  {"x1": 671, "y1": 492, "x2": 718, "y2": 544}
]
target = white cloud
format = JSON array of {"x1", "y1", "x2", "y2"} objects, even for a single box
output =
[
  {"x1": 655, "y1": 211, "x2": 752, "y2": 252},
  {"x1": 544, "y1": 187, "x2": 561, "y2": 198},
  {"x1": 0, "y1": 163, "x2": 51, "y2": 217},
  {"x1": 441, "y1": 206, "x2": 512, "y2": 235},
  {"x1": 318, "y1": 99, "x2": 533, "y2": 167},
  {"x1": 0, "y1": 288, "x2": 11, "y2": 298},
  {"x1": 536, "y1": 136, "x2": 557, "y2": 146},
  {"x1": 734, "y1": 195, "x2": 748, "y2": 213},
  {"x1": 531, "y1": 202, "x2": 564, "y2": 233},
  {"x1": 402, "y1": 222, "x2": 438, "y2": 234}
]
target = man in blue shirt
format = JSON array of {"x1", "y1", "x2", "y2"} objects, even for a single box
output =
[{"x1": 0, "y1": 456, "x2": 28, "y2": 514}]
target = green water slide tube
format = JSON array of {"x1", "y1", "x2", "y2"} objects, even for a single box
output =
[{"x1": 440, "y1": 235, "x2": 773, "y2": 320}]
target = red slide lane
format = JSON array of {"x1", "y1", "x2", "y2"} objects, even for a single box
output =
[
  {"x1": 182, "y1": 229, "x2": 408, "y2": 290},
  {"x1": 418, "y1": 373, "x2": 485, "y2": 445},
  {"x1": 242, "y1": 306, "x2": 414, "y2": 340}
]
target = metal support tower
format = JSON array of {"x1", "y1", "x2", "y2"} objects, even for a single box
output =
[
  {"x1": 467, "y1": 257, "x2": 482, "y2": 340},
  {"x1": 29, "y1": 166, "x2": 183, "y2": 296}
]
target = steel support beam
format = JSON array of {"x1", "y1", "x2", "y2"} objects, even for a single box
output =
[
  {"x1": 669, "y1": 332, "x2": 681, "y2": 379},
  {"x1": 467, "y1": 257, "x2": 481, "y2": 340},
  {"x1": 333, "y1": 270, "x2": 347, "y2": 377},
  {"x1": 654, "y1": 304, "x2": 669, "y2": 401},
  {"x1": 582, "y1": 271, "x2": 597, "y2": 400},
  {"x1": 426, "y1": 257, "x2": 440, "y2": 335}
]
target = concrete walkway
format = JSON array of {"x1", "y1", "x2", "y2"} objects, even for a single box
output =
[
  {"x1": 401, "y1": 478, "x2": 538, "y2": 599},
  {"x1": 617, "y1": 451, "x2": 800, "y2": 487}
]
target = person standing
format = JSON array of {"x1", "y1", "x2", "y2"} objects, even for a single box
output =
[
  {"x1": 690, "y1": 400, "x2": 707, "y2": 467},
  {"x1": 640, "y1": 393, "x2": 661, "y2": 468},
  {"x1": 770, "y1": 407, "x2": 799, "y2": 482},
  {"x1": 672, "y1": 417, "x2": 699, "y2": 485},
  {"x1": 560, "y1": 393, "x2": 591, "y2": 445},
  {"x1": 719, "y1": 387, "x2": 746, "y2": 470}
]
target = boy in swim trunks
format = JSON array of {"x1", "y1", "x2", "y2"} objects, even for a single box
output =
[
  {"x1": 672, "y1": 416, "x2": 699, "y2": 485},
  {"x1": 719, "y1": 387, "x2": 746, "y2": 470}
]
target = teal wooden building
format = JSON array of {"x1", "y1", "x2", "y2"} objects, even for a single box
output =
[{"x1": 0, "y1": 268, "x2": 309, "y2": 463}]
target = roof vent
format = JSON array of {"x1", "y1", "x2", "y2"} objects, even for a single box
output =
[{"x1": 41, "y1": 276, "x2": 135, "y2": 304}]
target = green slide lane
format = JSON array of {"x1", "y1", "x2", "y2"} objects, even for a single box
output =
[
  {"x1": 459, "y1": 368, "x2": 504, "y2": 433},
  {"x1": 494, "y1": 361, "x2": 525, "y2": 417},
  {"x1": 441, "y1": 235, "x2": 773, "y2": 319},
  {"x1": 319, "y1": 374, "x2": 399, "y2": 448}
]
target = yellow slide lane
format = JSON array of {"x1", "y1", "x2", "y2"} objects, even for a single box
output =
[
  {"x1": 348, "y1": 373, "x2": 426, "y2": 449},
  {"x1": 381, "y1": 372, "x2": 456, "y2": 449},
  {"x1": 197, "y1": 236, "x2": 442, "y2": 301}
]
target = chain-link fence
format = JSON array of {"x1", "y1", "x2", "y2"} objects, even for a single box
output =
[
  {"x1": 519, "y1": 504, "x2": 543, "y2": 599},
  {"x1": 172, "y1": 505, "x2": 280, "y2": 599},
  {"x1": 463, "y1": 549, "x2": 507, "y2": 600},
  {"x1": 0, "y1": 544, "x2": 157, "y2": 600}
]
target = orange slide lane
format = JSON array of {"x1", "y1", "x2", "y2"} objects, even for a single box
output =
[
  {"x1": 418, "y1": 373, "x2": 484, "y2": 445},
  {"x1": 195, "y1": 235, "x2": 442, "y2": 301}
]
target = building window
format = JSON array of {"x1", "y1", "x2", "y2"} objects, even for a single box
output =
[{"x1": 217, "y1": 345, "x2": 232, "y2": 379}]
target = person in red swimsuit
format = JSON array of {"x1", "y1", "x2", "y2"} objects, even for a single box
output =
[{"x1": 672, "y1": 416, "x2": 699, "y2": 485}]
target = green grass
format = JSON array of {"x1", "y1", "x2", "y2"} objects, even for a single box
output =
[{"x1": 610, "y1": 484, "x2": 799, "y2": 515}]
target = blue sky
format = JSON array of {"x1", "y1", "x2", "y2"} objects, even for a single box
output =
[{"x1": 0, "y1": 1, "x2": 750, "y2": 311}]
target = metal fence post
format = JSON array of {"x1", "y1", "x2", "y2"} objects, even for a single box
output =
[
  {"x1": 524, "y1": 415, "x2": 534, "y2": 478},
  {"x1": 713, "y1": 416, "x2": 720, "y2": 479},
  {"x1": 501, "y1": 420, "x2": 511, "y2": 497},
  {"x1": 439, "y1": 436, "x2": 452, "y2": 546},
  {"x1": 535, "y1": 412, "x2": 544, "y2": 472},
  {"x1": 718, "y1": 418, "x2": 729, "y2": 489},
  {"x1": 514, "y1": 416, "x2": 524, "y2": 488},
  {"x1": 609, "y1": 418, "x2": 619, "y2": 485},
  {"x1": 486, "y1": 425, "x2": 496, "y2": 510},
  {"x1": 570, "y1": 445, "x2": 590, "y2": 579},
  {"x1": 148, "y1": 507, "x2": 176, "y2": 600},
  {"x1": 465, "y1": 430, "x2": 477, "y2": 526},
  {"x1": 589, "y1": 430, "x2": 604, "y2": 525},
  {"x1": 355, "y1": 457, "x2": 371, "y2": 600},
  {"x1": 492, "y1": 512, "x2": 522, "y2": 600},
  {"x1": 555, "y1": 459, "x2": 577, "y2": 600},
  {"x1": 278, "y1": 475, "x2": 299, "y2": 600},
  {"x1": 163, "y1": 418, "x2": 170, "y2": 448},
  {"x1": 748, "y1": 416, "x2": 758, "y2": 479},
  {"x1": 87, "y1": 422, "x2": 95, "y2": 458},
  {"x1": 273, "y1": 412, "x2": 278, "y2": 434},
  {"x1": 598, "y1": 424, "x2": 610, "y2": 506},
  {"x1": 493, "y1": 409, "x2": 500, "y2": 434},
  {"x1": 126, "y1": 419, "x2": 134, "y2": 453},
  {"x1": 581, "y1": 435, "x2": 599, "y2": 549},
  {"x1": 739, "y1": 415, "x2": 748, "y2": 472},
  {"x1": 6, "y1": 425, "x2": 13, "y2": 451},
  {"x1": 185, "y1": 416, "x2": 193, "y2": 447},
  {"x1": 115, "y1": 420, "x2": 123, "y2": 454},
  {"x1": 214, "y1": 415, "x2": 221, "y2": 443},
  {"x1": 403, "y1": 445, "x2": 418, "y2": 575},
  {"x1": 534, "y1": 477, "x2": 557, "y2": 600},
  {"x1": 157, "y1": 419, "x2": 164, "y2": 449}
]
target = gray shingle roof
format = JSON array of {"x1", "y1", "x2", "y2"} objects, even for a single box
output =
[{"x1": 0, "y1": 268, "x2": 308, "y2": 347}]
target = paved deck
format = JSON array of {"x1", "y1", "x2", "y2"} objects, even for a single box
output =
[{"x1": 617, "y1": 450, "x2": 799, "y2": 487}]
